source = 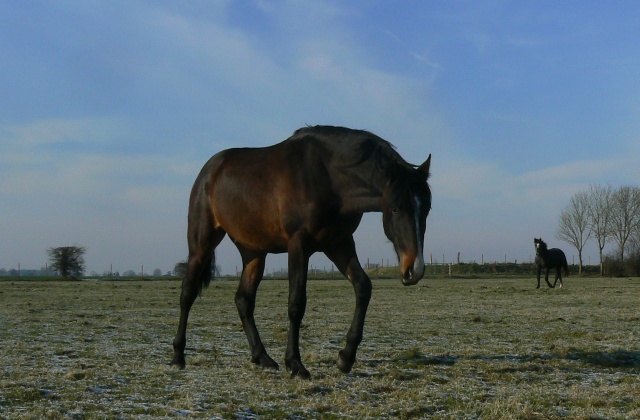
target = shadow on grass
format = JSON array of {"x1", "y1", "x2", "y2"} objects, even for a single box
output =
[
  {"x1": 397, "y1": 354, "x2": 458, "y2": 366},
  {"x1": 469, "y1": 349, "x2": 640, "y2": 369},
  {"x1": 353, "y1": 351, "x2": 458, "y2": 379},
  {"x1": 392, "y1": 348, "x2": 458, "y2": 367},
  {"x1": 320, "y1": 348, "x2": 638, "y2": 382},
  {"x1": 565, "y1": 349, "x2": 640, "y2": 368}
]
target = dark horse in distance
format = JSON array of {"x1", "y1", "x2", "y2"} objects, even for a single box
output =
[
  {"x1": 534, "y1": 238, "x2": 569, "y2": 289},
  {"x1": 171, "y1": 126, "x2": 432, "y2": 378}
]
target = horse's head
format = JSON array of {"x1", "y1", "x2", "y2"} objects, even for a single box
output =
[
  {"x1": 534, "y1": 238, "x2": 547, "y2": 254},
  {"x1": 382, "y1": 155, "x2": 431, "y2": 286}
]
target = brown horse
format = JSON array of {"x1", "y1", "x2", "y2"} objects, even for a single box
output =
[{"x1": 171, "y1": 125, "x2": 432, "y2": 378}]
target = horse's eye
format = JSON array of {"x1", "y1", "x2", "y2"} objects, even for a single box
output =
[{"x1": 391, "y1": 207, "x2": 398, "y2": 214}]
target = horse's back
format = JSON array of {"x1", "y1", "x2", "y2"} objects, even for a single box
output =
[
  {"x1": 209, "y1": 138, "x2": 331, "y2": 203},
  {"x1": 192, "y1": 135, "x2": 353, "y2": 253},
  {"x1": 550, "y1": 248, "x2": 567, "y2": 259}
]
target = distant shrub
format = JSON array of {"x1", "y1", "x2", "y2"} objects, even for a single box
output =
[{"x1": 603, "y1": 251, "x2": 640, "y2": 277}]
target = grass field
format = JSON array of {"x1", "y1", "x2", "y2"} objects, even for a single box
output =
[{"x1": 1, "y1": 276, "x2": 639, "y2": 419}]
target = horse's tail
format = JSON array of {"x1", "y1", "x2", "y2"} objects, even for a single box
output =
[
  {"x1": 187, "y1": 215, "x2": 220, "y2": 297},
  {"x1": 197, "y1": 250, "x2": 214, "y2": 295},
  {"x1": 186, "y1": 156, "x2": 224, "y2": 296},
  {"x1": 185, "y1": 236, "x2": 216, "y2": 297}
]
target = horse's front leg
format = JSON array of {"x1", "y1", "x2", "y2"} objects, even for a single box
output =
[
  {"x1": 236, "y1": 250, "x2": 279, "y2": 371},
  {"x1": 536, "y1": 268, "x2": 541, "y2": 289},
  {"x1": 285, "y1": 239, "x2": 311, "y2": 379},
  {"x1": 326, "y1": 238, "x2": 372, "y2": 374}
]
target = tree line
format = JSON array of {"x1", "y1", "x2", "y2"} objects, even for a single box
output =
[
  {"x1": 12, "y1": 246, "x2": 167, "y2": 279},
  {"x1": 556, "y1": 184, "x2": 640, "y2": 276}
]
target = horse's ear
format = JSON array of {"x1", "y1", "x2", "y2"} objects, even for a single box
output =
[{"x1": 418, "y1": 154, "x2": 431, "y2": 179}]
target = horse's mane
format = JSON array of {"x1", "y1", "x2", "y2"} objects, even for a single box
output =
[
  {"x1": 290, "y1": 126, "x2": 430, "y2": 207},
  {"x1": 290, "y1": 125, "x2": 410, "y2": 169}
]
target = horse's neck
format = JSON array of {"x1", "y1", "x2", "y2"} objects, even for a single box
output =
[
  {"x1": 341, "y1": 188, "x2": 383, "y2": 213},
  {"x1": 334, "y1": 162, "x2": 387, "y2": 214}
]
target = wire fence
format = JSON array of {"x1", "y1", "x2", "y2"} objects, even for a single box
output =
[
  {"x1": 2, "y1": 253, "x2": 602, "y2": 280},
  {"x1": 249, "y1": 260, "x2": 601, "y2": 279}
]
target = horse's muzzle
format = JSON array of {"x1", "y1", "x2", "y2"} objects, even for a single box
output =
[{"x1": 401, "y1": 255, "x2": 425, "y2": 286}]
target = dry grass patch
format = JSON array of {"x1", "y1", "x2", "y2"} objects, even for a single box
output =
[{"x1": 1, "y1": 277, "x2": 639, "y2": 418}]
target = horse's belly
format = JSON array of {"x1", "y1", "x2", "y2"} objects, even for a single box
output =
[
  {"x1": 218, "y1": 212, "x2": 288, "y2": 253},
  {"x1": 220, "y1": 212, "x2": 353, "y2": 255},
  {"x1": 233, "y1": 231, "x2": 289, "y2": 253},
  {"x1": 210, "y1": 178, "x2": 355, "y2": 254}
]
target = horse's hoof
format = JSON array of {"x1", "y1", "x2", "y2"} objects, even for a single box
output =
[
  {"x1": 290, "y1": 368, "x2": 311, "y2": 379},
  {"x1": 337, "y1": 358, "x2": 352, "y2": 373},
  {"x1": 170, "y1": 358, "x2": 186, "y2": 370},
  {"x1": 253, "y1": 353, "x2": 280, "y2": 371},
  {"x1": 336, "y1": 351, "x2": 354, "y2": 373},
  {"x1": 287, "y1": 360, "x2": 311, "y2": 379}
]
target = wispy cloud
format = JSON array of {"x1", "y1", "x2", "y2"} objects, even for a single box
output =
[
  {"x1": 2, "y1": 117, "x2": 128, "y2": 148},
  {"x1": 438, "y1": 156, "x2": 633, "y2": 208},
  {"x1": 2, "y1": 1, "x2": 640, "y2": 273}
]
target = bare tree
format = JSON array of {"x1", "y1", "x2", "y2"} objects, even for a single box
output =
[
  {"x1": 556, "y1": 190, "x2": 591, "y2": 274},
  {"x1": 586, "y1": 184, "x2": 613, "y2": 276},
  {"x1": 609, "y1": 185, "x2": 640, "y2": 263}
]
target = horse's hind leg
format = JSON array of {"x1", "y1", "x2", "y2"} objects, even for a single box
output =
[
  {"x1": 171, "y1": 226, "x2": 225, "y2": 369},
  {"x1": 545, "y1": 269, "x2": 554, "y2": 288},
  {"x1": 235, "y1": 248, "x2": 279, "y2": 371},
  {"x1": 554, "y1": 268, "x2": 563, "y2": 288}
]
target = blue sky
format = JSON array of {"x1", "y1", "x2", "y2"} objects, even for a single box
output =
[{"x1": 2, "y1": 1, "x2": 639, "y2": 275}]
